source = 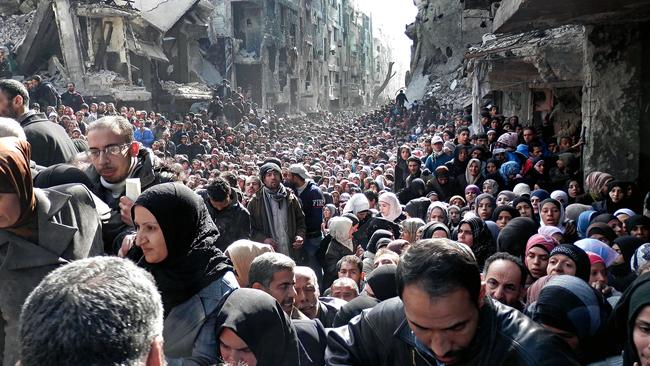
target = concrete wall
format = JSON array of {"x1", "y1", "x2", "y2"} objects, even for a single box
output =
[{"x1": 582, "y1": 23, "x2": 642, "y2": 182}]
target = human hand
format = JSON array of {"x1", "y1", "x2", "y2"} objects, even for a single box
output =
[
  {"x1": 292, "y1": 236, "x2": 304, "y2": 249},
  {"x1": 118, "y1": 234, "x2": 136, "y2": 258},
  {"x1": 119, "y1": 196, "x2": 135, "y2": 226}
]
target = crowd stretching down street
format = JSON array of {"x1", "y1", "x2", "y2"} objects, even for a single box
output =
[{"x1": 0, "y1": 73, "x2": 649, "y2": 366}]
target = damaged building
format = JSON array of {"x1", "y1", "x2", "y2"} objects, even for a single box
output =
[
  {"x1": 5, "y1": 0, "x2": 394, "y2": 114},
  {"x1": 461, "y1": 0, "x2": 650, "y2": 188}
]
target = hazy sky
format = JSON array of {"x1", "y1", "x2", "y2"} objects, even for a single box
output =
[{"x1": 357, "y1": 0, "x2": 418, "y2": 87}]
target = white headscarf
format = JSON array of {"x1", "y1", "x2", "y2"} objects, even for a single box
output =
[
  {"x1": 378, "y1": 192, "x2": 402, "y2": 222},
  {"x1": 328, "y1": 217, "x2": 354, "y2": 251}
]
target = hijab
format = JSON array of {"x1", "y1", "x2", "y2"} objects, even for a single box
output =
[
  {"x1": 584, "y1": 171, "x2": 613, "y2": 200},
  {"x1": 482, "y1": 179, "x2": 499, "y2": 196},
  {"x1": 549, "y1": 244, "x2": 591, "y2": 282},
  {"x1": 539, "y1": 198, "x2": 565, "y2": 232},
  {"x1": 378, "y1": 192, "x2": 402, "y2": 222},
  {"x1": 575, "y1": 238, "x2": 618, "y2": 267},
  {"x1": 565, "y1": 203, "x2": 593, "y2": 221},
  {"x1": 611, "y1": 273, "x2": 650, "y2": 366},
  {"x1": 215, "y1": 288, "x2": 301, "y2": 366},
  {"x1": 457, "y1": 217, "x2": 495, "y2": 267},
  {"x1": 586, "y1": 222, "x2": 617, "y2": 244},
  {"x1": 496, "y1": 190, "x2": 516, "y2": 205},
  {"x1": 329, "y1": 216, "x2": 354, "y2": 251},
  {"x1": 577, "y1": 210, "x2": 598, "y2": 238},
  {"x1": 421, "y1": 221, "x2": 451, "y2": 239},
  {"x1": 226, "y1": 240, "x2": 274, "y2": 287},
  {"x1": 497, "y1": 217, "x2": 538, "y2": 257},
  {"x1": 0, "y1": 137, "x2": 36, "y2": 229},
  {"x1": 499, "y1": 161, "x2": 520, "y2": 185},
  {"x1": 132, "y1": 183, "x2": 232, "y2": 315},
  {"x1": 465, "y1": 158, "x2": 482, "y2": 185}
]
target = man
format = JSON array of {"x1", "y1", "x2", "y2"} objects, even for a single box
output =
[
  {"x1": 249, "y1": 252, "x2": 305, "y2": 319},
  {"x1": 186, "y1": 134, "x2": 207, "y2": 161},
  {"x1": 294, "y1": 266, "x2": 346, "y2": 327},
  {"x1": 424, "y1": 135, "x2": 452, "y2": 172},
  {"x1": 134, "y1": 123, "x2": 155, "y2": 148},
  {"x1": 248, "y1": 162, "x2": 306, "y2": 264},
  {"x1": 455, "y1": 126, "x2": 472, "y2": 147},
  {"x1": 288, "y1": 163, "x2": 325, "y2": 280},
  {"x1": 197, "y1": 177, "x2": 250, "y2": 249},
  {"x1": 482, "y1": 253, "x2": 526, "y2": 310},
  {"x1": 330, "y1": 277, "x2": 359, "y2": 302},
  {"x1": 0, "y1": 79, "x2": 77, "y2": 166},
  {"x1": 19, "y1": 257, "x2": 164, "y2": 366},
  {"x1": 395, "y1": 90, "x2": 408, "y2": 108},
  {"x1": 60, "y1": 82, "x2": 85, "y2": 112},
  {"x1": 28, "y1": 75, "x2": 60, "y2": 109},
  {"x1": 326, "y1": 238, "x2": 579, "y2": 365},
  {"x1": 372, "y1": 248, "x2": 400, "y2": 268},
  {"x1": 336, "y1": 255, "x2": 365, "y2": 289},
  {"x1": 85, "y1": 116, "x2": 170, "y2": 254}
]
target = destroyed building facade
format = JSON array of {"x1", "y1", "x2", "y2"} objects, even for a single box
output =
[
  {"x1": 5, "y1": 0, "x2": 393, "y2": 113},
  {"x1": 405, "y1": 0, "x2": 650, "y2": 188}
]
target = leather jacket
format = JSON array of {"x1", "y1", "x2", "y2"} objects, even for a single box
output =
[{"x1": 325, "y1": 297, "x2": 579, "y2": 366}]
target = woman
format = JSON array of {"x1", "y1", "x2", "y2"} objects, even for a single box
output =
[
  {"x1": 474, "y1": 193, "x2": 496, "y2": 221},
  {"x1": 225, "y1": 240, "x2": 274, "y2": 287},
  {"x1": 566, "y1": 179, "x2": 583, "y2": 204},
  {"x1": 464, "y1": 184, "x2": 480, "y2": 209},
  {"x1": 586, "y1": 222, "x2": 617, "y2": 246},
  {"x1": 577, "y1": 210, "x2": 599, "y2": 238},
  {"x1": 214, "y1": 288, "x2": 301, "y2": 366},
  {"x1": 131, "y1": 183, "x2": 237, "y2": 359},
  {"x1": 455, "y1": 217, "x2": 495, "y2": 268},
  {"x1": 482, "y1": 179, "x2": 499, "y2": 196},
  {"x1": 528, "y1": 275, "x2": 613, "y2": 364},
  {"x1": 551, "y1": 190, "x2": 569, "y2": 207},
  {"x1": 457, "y1": 158, "x2": 483, "y2": 189},
  {"x1": 524, "y1": 234, "x2": 558, "y2": 284},
  {"x1": 530, "y1": 189, "x2": 551, "y2": 216},
  {"x1": 610, "y1": 273, "x2": 650, "y2": 366},
  {"x1": 447, "y1": 205, "x2": 462, "y2": 231},
  {"x1": 593, "y1": 180, "x2": 630, "y2": 214},
  {"x1": 546, "y1": 244, "x2": 590, "y2": 282},
  {"x1": 513, "y1": 196, "x2": 535, "y2": 220},
  {"x1": 401, "y1": 217, "x2": 425, "y2": 243},
  {"x1": 427, "y1": 201, "x2": 449, "y2": 224},
  {"x1": 448, "y1": 195, "x2": 466, "y2": 208},
  {"x1": 0, "y1": 137, "x2": 103, "y2": 366},
  {"x1": 323, "y1": 217, "x2": 355, "y2": 288},
  {"x1": 539, "y1": 198, "x2": 566, "y2": 232},
  {"x1": 445, "y1": 144, "x2": 470, "y2": 178},
  {"x1": 420, "y1": 221, "x2": 451, "y2": 239},
  {"x1": 492, "y1": 205, "x2": 520, "y2": 230},
  {"x1": 322, "y1": 203, "x2": 338, "y2": 235},
  {"x1": 610, "y1": 236, "x2": 645, "y2": 292},
  {"x1": 499, "y1": 160, "x2": 521, "y2": 190},
  {"x1": 576, "y1": 171, "x2": 613, "y2": 206},
  {"x1": 614, "y1": 208, "x2": 636, "y2": 232},
  {"x1": 496, "y1": 190, "x2": 516, "y2": 207},
  {"x1": 592, "y1": 213, "x2": 625, "y2": 237},
  {"x1": 378, "y1": 192, "x2": 405, "y2": 224}
]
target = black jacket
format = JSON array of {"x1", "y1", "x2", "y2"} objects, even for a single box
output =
[
  {"x1": 60, "y1": 90, "x2": 85, "y2": 112},
  {"x1": 32, "y1": 81, "x2": 60, "y2": 109},
  {"x1": 85, "y1": 149, "x2": 172, "y2": 253},
  {"x1": 326, "y1": 297, "x2": 579, "y2": 366},
  {"x1": 197, "y1": 189, "x2": 251, "y2": 250},
  {"x1": 18, "y1": 111, "x2": 79, "y2": 167}
]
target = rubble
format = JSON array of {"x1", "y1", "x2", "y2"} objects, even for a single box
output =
[
  {"x1": 160, "y1": 81, "x2": 212, "y2": 100},
  {"x1": 0, "y1": 11, "x2": 34, "y2": 48}
]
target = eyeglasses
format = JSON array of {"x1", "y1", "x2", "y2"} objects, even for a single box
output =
[{"x1": 88, "y1": 144, "x2": 129, "y2": 159}]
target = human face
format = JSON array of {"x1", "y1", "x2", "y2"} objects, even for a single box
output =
[
  {"x1": 609, "y1": 186, "x2": 625, "y2": 203},
  {"x1": 209, "y1": 195, "x2": 231, "y2": 211},
  {"x1": 484, "y1": 260, "x2": 522, "y2": 307},
  {"x1": 134, "y1": 206, "x2": 168, "y2": 264},
  {"x1": 589, "y1": 262, "x2": 608, "y2": 287},
  {"x1": 433, "y1": 229, "x2": 449, "y2": 239},
  {"x1": 632, "y1": 225, "x2": 650, "y2": 241},
  {"x1": 486, "y1": 162, "x2": 497, "y2": 175},
  {"x1": 496, "y1": 195, "x2": 510, "y2": 207},
  {"x1": 294, "y1": 273, "x2": 319, "y2": 318},
  {"x1": 516, "y1": 202, "x2": 533, "y2": 218},
  {"x1": 331, "y1": 284, "x2": 357, "y2": 302},
  {"x1": 338, "y1": 262, "x2": 362, "y2": 285},
  {"x1": 449, "y1": 209, "x2": 460, "y2": 225},
  {"x1": 265, "y1": 270, "x2": 297, "y2": 314},
  {"x1": 87, "y1": 128, "x2": 135, "y2": 183},
  {"x1": 523, "y1": 130, "x2": 535, "y2": 144},
  {"x1": 374, "y1": 254, "x2": 398, "y2": 268},
  {"x1": 457, "y1": 223, "x2": 474, "y2": 247},
  {"x1": 633, "y1": 306, "x2": 650, "y2": 366},
  {"x1": 0, "y1": 193, "x2": 21, "y2": 228},
  {"x1": 0, "y1": 90, "x2": 20, "y2": 118},
  {"x1": 408, "y1": 161, "x2": 420, "y2": 175},
  {"x1": 429, "y1": 208, "x2": 446, "y2": 223},
  {"x1": 379, "y1": 201, "x2": 391, "y2": 218},
  {"x1": 464, "y1": 191, "x2": 476, "y2": 204},
  {"x1": 458, "y1": 131, "x2": 469, "y2": 145},
  {"x1": 531, "y1": 147, "x2": 543, "y2": 158},
  {"x1": 400, "y1": 148, "x2": 410, "y2": 160},
  {"x1": 403, "y1": 286, "x2": 480, "y2": 365},
  {"x1": 495, "y1": 211, "x2": 512, "y2": 230},
  {"x1": 468, "y1": 162, "x2": 479, "y2": 177},
  {"x1": 568, "y1": 181, "x2": 580, "y2": 198},
  {"x1": 476, "y1": 198, "x2": 493, "y2": 220},
  {"x1": 457, "y1": 148, "x2": 468, "y2": 162},
  {"x1": 263, "y1": 171, "x2": 281, "y2": 191},
  {"x1": 540, "y1": 203, "x2": 561, "y2": 226},
  {"x1": 526, "y1": 246, "x2": 550, "y2": 279},
  {"x1": 219, "y1": 328, "x2": 257, "y2": 366},
  {"x1": 530, "y1": 196, "x2": 541, "y2": 214},
  {"x1": 482, "y1": 183, "x2": 494, "y2": 195},
  {"x1": 547, "y1": 254, "x2": 577, "y2": 277}
]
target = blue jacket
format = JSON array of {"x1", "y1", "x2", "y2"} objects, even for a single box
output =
[
  {"x1": 298, "y1": 181, "x2": 325, "y2": 236},
  {"x1": 424, "y1": 152, "x2": 452, "y2": 172},
  {"x1": 134, "y1": 127, "x2": 155, "y2": 147}
]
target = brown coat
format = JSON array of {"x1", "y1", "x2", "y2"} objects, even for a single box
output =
[{"x1": 247, "y1": 187, "x2": 307, "y2": 264}]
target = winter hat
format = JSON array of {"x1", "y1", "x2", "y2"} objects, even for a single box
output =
[
  {"x1": 496, "y1": 217, "x2": 538, "y2": 257},
  {"x1": 627, "y1": 215, "x2": 650, "y2": 235},
  {"x1": 343, "y1": 193, "x2": 370, "y2": 215},
  {"x1": 497, "y1": 132, "x2": 518, "y2": 149},
  {"x1": 549, "y1": 244, "x2": 591, "y2": 282},
  {"x1": 575, "y1": 238, "x2": 618, "y2": 267},
  {"x1": 513, "y1": 183, "x2": 531, "y2": 197},
  {"x1": 259, "y1": 162, "x2": 281, "y2": 180},
  {"x1": 530, "y1": 189, "x2": 551, "y2": 202}
]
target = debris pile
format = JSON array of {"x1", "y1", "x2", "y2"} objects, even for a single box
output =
[{"x1": 0, "y1": 11, "x2": 34, "y2": 47}]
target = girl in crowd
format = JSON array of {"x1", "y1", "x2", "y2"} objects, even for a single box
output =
[
  {"x1": 455, "y1": 216, "x2": 495, "y2": 268},
  {"x1": 524, "y1": 234, "x2": 558, "y2": 285},
  {"x1": 475, "y1": 193, "x2": 497, "y2": 221}
]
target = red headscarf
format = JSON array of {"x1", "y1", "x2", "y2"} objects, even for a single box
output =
[{"x1": 0, "y1": 137, "x2": 36, "y2": 228}]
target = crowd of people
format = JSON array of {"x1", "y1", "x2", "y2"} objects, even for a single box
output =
[{"x1": 0, "y1": 74, "x2": 649, "y2": 366}]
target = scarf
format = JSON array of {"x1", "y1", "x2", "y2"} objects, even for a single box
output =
[
  {"x1": 328, "y1": 216, "x2": 354, "y2": 252},
  {"x1": 0, "y1": 137, "x2": 36, "y2": 228},
  {"x1": 262, "y1": 184, "x2": 290, "y2": 254},
  {"x1": 132, "y1": 183, "x2": 231, "y2": 316}
]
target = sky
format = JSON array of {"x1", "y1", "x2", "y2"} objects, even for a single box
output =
[{"x1": 357, "y1": 0, "x2": 418, "y2": 91}]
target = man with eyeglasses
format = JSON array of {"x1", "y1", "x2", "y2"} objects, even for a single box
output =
[{"x1": 85, "y1": 116, "x2": 171, "y2": 254}]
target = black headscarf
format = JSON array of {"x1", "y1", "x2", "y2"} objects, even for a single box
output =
[
  {"x1": 456, "y1": 217, "x2": 495, "y2": 268},
  {"x1": 132, "y1": 182, "x2": 231, "y2": 315},
  {"x1": 610, "y1": 273, "x2": 650, "y2": 366},
  {"x1": 610, "y1": 236, "x2": 644, "y2": 292},
  {"x1": 215, "y1": 288, "x2": 301, "y2": 366},
  {"x1": 33, "y1": 163, "x2": 94, "y2": 189},
  {"x1": 496, "y1": 217, "x2": 538, "y2": 257},
  {"x1": 366, "y1": 263, "x2": 397, "y2": 301}
]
